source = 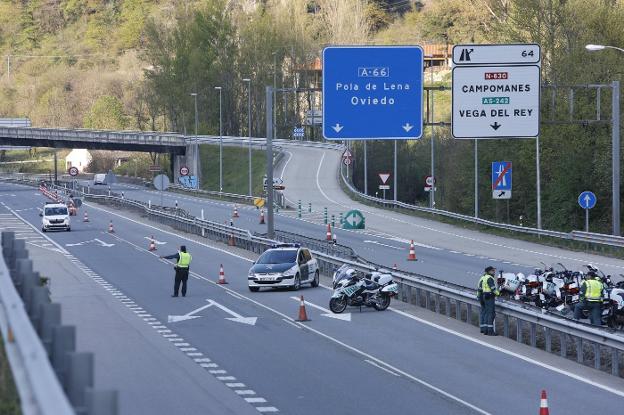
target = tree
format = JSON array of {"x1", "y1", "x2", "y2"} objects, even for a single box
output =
[{"x1": 83, "y1": 95, "x2": 128, "y2": 129}]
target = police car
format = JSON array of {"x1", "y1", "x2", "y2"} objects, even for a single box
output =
[{"x1": 248, "y1": 244, "x2": 319, "y2": 292}]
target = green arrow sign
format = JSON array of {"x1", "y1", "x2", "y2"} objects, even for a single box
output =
[{"x1": 342, "y1": 210, "x2": 365, "y2": 230}]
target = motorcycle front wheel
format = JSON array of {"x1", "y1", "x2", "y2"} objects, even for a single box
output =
[
  {"x1": 373, "y1": 294, "x2": 391, "y2": 311},
  {"x1": 329, "y1": 296, "x2": 348, "y2": 314}
]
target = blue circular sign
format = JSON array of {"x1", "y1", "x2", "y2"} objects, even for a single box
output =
[{"x1": 578, "y1": 191, "x2": 597, "y2": 209}]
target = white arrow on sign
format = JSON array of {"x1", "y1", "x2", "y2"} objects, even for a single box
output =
[
  {"x1": 583, "y1": 194, "x2": 591, "y2": 208},
  {"x1": 332, "y1": 123, "x2": 344, "y2": 133},
  {"x1": 168, "y1": 299, "x2": 257, "y2": 325},
  {"x1": 379, "y1": 173, "x2": 390, "y2": 184},
  {"x1": 144, "y1": 236, "x2": 166, "y2": 245},
  {"x1": 345, "y1": 213, "x2": 362, "y2": 227},
  {"x1": 290, "y1": 296, "x2": 351, "y2": 321},
  {"x1": 402, "y1": 123, "x2": 413, "y2": 132}
]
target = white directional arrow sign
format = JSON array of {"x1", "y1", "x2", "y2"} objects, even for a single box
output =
[
  {"x1": 290, "y1": 296, "x2": 351, "y2": 321},
  {"x1": 402, "y1": 123, "x2": 413, "y2": 132},
  {"x1": 345, "y1": 213, "x2": 362, "y2": 227},
  {"x1": 332, "y1": 123, "x2": 343, "y2": 133},
  {"x1": 168, "y1": 299, "x2": 257, "y2": 325},
  {"x1": 66, "y1": 238, "x2": 115, "y2": 247}
]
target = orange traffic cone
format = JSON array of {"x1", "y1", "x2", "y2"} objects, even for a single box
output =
[
  {"x1": 539, "y1": 390, "x2": 549, "y2": 415},
  {"x1": 217, "y1": 264, "x2": 228, "y2": 284},
  {"x1": 108, "y1": 220, "x2": 115, "y2": 233},
  {"x1": 407, "y1": 240, "x2": 417, "y2": 261},
  {"x1": 259, "y1": 208, "x2": 265, "y2": 224},
  {"x1": 233, "y1": 205, "x2": 239, "y2": 218},
  {"x1": 296, "y1": 295, "x2": 310, "y2": 322},
  {"x1": 83, "y1": 211, "x2": 89, "y2": 222},
  {"x1": 148, "y1": 236, "x2": 157, "y2": 251},
  {"x1": 326, "y1": 223, "x2": 332, "y2": 241}
]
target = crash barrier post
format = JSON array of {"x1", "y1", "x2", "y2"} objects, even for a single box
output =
[
  {"x1": 13, "y1": 178, "x2": 624, "y2": 380},
  {"x1": 0, "y1": 231, "x2": 118, "y2": 415},
  {"x1": 308, "y1": 202, "x2": 312, "y2": 213},
  {"x1": 324, "y1": 207, "x2": 328, "y2": 225},
  {"x1": 298, "y1": 200, "x2": 302, "y2": 218}
]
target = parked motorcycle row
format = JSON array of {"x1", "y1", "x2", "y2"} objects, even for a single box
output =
[
  {"x1": 497, "y1": 263, "x2": 624, "y2": 329},
  {"x1": 329, "y1": 265, "x2": 399, "y2": 314}
]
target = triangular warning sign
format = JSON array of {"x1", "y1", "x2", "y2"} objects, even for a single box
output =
[{"x1": 379, "y1": 173, "x2": 390, "y2": 184}]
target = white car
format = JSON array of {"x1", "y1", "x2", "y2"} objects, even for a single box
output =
[
  {"x1": 93, "y1": 173, "x2": 106, "y2": 185},
  {"x1": 41, "y1": 202, "x2": 71, "y2": 232},
  {"x1": 248, "y1": 244, "x2": 319, "y2": 292}
]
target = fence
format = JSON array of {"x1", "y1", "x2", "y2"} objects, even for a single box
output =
[
  {"x1": 8, "y1": 176, "x2": 624, "y2": 379},
  {"x1": 0, "y1": 232, "x2": 117, "y2": 415}
]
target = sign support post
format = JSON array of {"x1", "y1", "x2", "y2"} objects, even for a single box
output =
[
  {"x1": 612, "y1": 80, "x2": 620, "y2": 236},
  {"x1": 474, "y1": 139, "x2": 478, "y2": 218},
  {"x1": 393, "y1": 140, "x2": 397, "y2": 202},
  {"x1": 266, "y1": 86, "x2": 274, "y2": 239},
  {"x1": 364, "y1": 141, "x2": 368, "y2": 195},
  {"x1": 536, "y1": 135, "x2": 542, "y2": 229}
]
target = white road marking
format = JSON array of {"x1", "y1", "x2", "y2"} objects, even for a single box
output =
[
  {"x1": 235, "y1": 390, "x2": 256, "y2": 395},
  {"x1": 363, "y1": 240, "x2": 403, "y2": 250},
  {"x1": 365, "y1": 359, "x2": 400, "y2": 377},
  {"x1": 256, "y1": 407, "x2": 279, "y2": 413},
  {"x1": 226, "y1": 383, "x2": 246, "y2": 387},
  {"x1": 245, "y1": 398, "x2": 267, "y2": 403}
]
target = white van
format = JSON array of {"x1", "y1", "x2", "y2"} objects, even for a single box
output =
[
  {"x1": 93, "y1": 173, "x2": 106, "y2": 185},
  {"x1": 41, "y1": 202, "x2": 71, "y2": 232}
]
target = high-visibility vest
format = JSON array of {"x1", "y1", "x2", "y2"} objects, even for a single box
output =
[
  {"x1": 584, "y1": 279, "x2": 603, "y2": 301},
  {"x1": 478, "y1": 274, "x2": 497, "y2": 294},
  {"x1": 177, "y1": 252, "x2": 192, "y2": 268}
]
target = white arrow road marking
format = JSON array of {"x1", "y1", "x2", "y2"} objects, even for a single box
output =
[
  {"x1": 289, "y1": 296, "x2": 351, "y2": 321},
  {"x1": 402, "y1": 123, "x2": 413, "y2": 132},
  {"x1": 363, "y1": 240, "x2": 403, "y2": 250},
  {"x1": 332, "y1": 123, "x2": 343, "y2": 133},
  {"x1": 66, "y1": 239, "x2": 114, "y2": 247},
  {"x1": 144, "y1": 236, "x2": 167, "y2": 245},
  {"x1": 168, "y1": 302, "x2": 211, "y2": 323},
  {"x1": 168, "y1": 299, "x2": 257, "y2": 325}
]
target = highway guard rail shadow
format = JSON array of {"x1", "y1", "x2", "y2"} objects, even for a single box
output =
[
  {"x1": 0, "y1": 232, "x2": 118, "y2": 415},
  {"x1": 5, "y1": 176, "x2": 624, "y2": 380}
]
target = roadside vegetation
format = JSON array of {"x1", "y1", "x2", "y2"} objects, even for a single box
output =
[{"x1": 0, "y1": 336, "x2": 21, "y2": 415}]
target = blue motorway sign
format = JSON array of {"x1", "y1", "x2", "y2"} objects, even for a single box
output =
[
  {"x1": 322, "y1": 46, "x2": 424, "y2": 140},
  {"x1": 578, "y1": 191, "x2": 597, "y2": 209},
  {"x1": 491, "y1": 161, "x2": 512, "y2": 190}
]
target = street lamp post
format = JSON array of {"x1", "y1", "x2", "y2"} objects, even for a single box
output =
[
  {"x1": 586, "y1": 44, "x2": 622, "y2": 236},
  {"x1": 214, "y1": 86, "x2": 223, "y2": 192},
  {"x1": 243, "y1": 78, "x2": 252, "y2": 197}
]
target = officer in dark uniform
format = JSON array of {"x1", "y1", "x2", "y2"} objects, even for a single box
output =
[
  {"x1": 160, "y1": 245, "x2": 192, "y2": 297},
  {"x1": 477, "y1": 266, "x2": 500, "y2": 335}
]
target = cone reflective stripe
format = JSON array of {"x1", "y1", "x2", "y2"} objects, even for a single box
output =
[
  {"x1": 233, "y1": 205, "x2": 239, "y2": 218},
  {"x1": 259, "y1": 208, "x2": 265, "y2": 224},
  {"x1": 83, "y1": 211, "x2": 89, "y2": 222},
  {"x1": 217, "y1": 264, "x2": 228, "y2": 284},
  {"x1": 296, "y1": 295, "x2": 310, "y2": 322},
  {"x1": 539, "y1": 390, "x2": 549, "y2": 415},
  {"x1": 108, "y1": 221, "x2": 115, "y2": 233},
  {"x1": 326, "y1": 223, "x2": 332, "y2": 241},
  {"x1": 407, "y1": 240, "x2": 417, "y2": 261},
  {"x1": 148, "y1": 236, "x2": 157, "y2": 251}
]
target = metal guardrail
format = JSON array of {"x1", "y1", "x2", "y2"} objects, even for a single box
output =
[
  {"x1": 0, "y1": 233, "x2": 118, "y2": 415},
  {"x1": 339, "y1": 166, "x2": 624, "y2": 248},
  {"x1": 10, "y1": 176, "x2": 624, "y2": 378}
]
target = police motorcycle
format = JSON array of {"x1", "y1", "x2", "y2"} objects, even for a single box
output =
[
  {"x1": 329, "y1": 264, "x2": 399, "y2": 313},
  {"x1": 570, "y1": 265, "x2": 616, "y2": 325},
  {"x1": 606, "y1": 276, "x2": 624, "y2": 329},
  {"x1": 535, "y1": 263, "x2": 582, "y2": 312}
]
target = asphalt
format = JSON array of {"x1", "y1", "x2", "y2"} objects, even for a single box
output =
[{"x1": 2, "y1": 181, "x2": 624, "y2": 415}]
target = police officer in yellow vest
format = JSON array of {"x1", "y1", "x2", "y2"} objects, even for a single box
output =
[
  {"x1": 477, "y1": 266, "x2": 500, "y2": 335},
  {"x1": 160, "y1": 245, "x2": 192, "y2": 297},
  {"x1": 573, "y1": 271, "x2": 605, "y2": 325}
]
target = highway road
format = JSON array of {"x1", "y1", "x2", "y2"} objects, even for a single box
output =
[{"x1": 2, "y1": 180, "x2": 624, "y2": 414}]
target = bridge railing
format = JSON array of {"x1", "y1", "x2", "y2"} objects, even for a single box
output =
[{"x1": 32, "y1": 180, "x2": 624, "y2": 379}]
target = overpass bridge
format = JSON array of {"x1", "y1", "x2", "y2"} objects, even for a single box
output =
[{"x1": 0, "y1": 126, "x2": 201, "y2": 181}]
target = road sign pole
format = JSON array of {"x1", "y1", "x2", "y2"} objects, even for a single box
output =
[
  {"x1": 393, "y1": 140, "x2": 397, "y2": 202},
  {"x1": 474, "y1": 139, "x2": 478, "y2": 218},
  {"x1": 612, "y1": 80, "x2": 620, "y2": 236},
  {"x1": 266, "y1": 86, "x2": 275, "y2": 239},
  {"x1": 536, "y1": 135, "x2": 542, "y2": 229},
  {"x1": 364, "y1": 141, "x2": 368, "y2": 195},
  {"x1": 430, "y1": 65, "x2": 435, "y2": 209},
  {"x1": 585, "y1": 208, "x2": 589, "y2": 232}
]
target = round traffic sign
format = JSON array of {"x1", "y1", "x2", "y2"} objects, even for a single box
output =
[
  {"x1": 425, "y1": 175, "x2": 436, "y2": 186},
  {"x1": 68, "y1": 167, "x2": 79, "y2": 177},
  {"x1": 578, "y1": 191, "x2": 597, "y2": 210},
  {"x1": 180, "y1": 166, "x2": 190, "y2": 176},
  {"x1": 153, "y1": 174, "x2": 170, "y2": 191},
  {"x1": 343, "y1": 158, "x2": 352, "y2": 166}
]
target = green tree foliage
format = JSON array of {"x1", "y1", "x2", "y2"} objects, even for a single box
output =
[{"x1": 83, "y1": 95, "x2": 128, "y2": 129}]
